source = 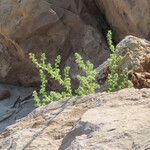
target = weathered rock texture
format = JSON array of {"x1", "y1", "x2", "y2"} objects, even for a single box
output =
[
  {"x1": 0, "y1": 33, "x2": 39, "y2": 86},
  {"x1": 96, "y1": 36, "x2": 150, "y2": 89},
  {"x1": 0, "y1": 88, "x2": 149, "y2": 150},
  {"x1": 96, "y1": 0, "x2": 150, "y2": 42},
  {"x1": 117, "y1": 36, "x2": 150, "y2": 88},
  {"x1": 0, "y1": 0, "x2": 109, "y2": 87}
]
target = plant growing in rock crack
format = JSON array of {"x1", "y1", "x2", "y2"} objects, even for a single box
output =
[
  {"x1": 106, "y1": 30, "x2": 133, "y2": 92},
  {"x1": 29, "y1": 53, "x2": 99, "y2": 107}
]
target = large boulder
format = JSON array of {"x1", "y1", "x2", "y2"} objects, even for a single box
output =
[
  {"x1": 96, "y1": 0, "x2": 150, "y2": 42},
  {"x1": 0, "y1": 0, "x2": 109, "y2": 87},
  {"x1": 96, "y1": 36, "x2": 150, "y2": 89},
  {"x1": 0, "y1": 88, "x2": 149, "y2": 149},
  {"x1": 116, "y1": 36, "x2": 150, "y2": 71},
  {"x1": 117, "y1": 36, "x2": 150, "y2": 88}
]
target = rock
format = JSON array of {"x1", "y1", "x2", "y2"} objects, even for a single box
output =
[
  {"x1": 96, "y1": 61, "x2": 108, "y2": 84},
  {"x1": 0, "y1": 0, "x2": 109, "y2": 87},
  {"x1": 0, "y1": 84, "x2": 35, "y2": 133},
  {"x1": 0, "y1": 90, "x2": 10, "y2": 101},
  {"x1": 96, "y1": 36, "x2": 150, "y2": 89},
  {"x1": 130, "y1": 71, "x2": 150, "y2": 88},
  {"x1": 95, "y1": 61, "x2": 108, "y2": 91},
  {"x1": 117, "y1": 36, "x2": 150, "y2": 71},
  {"x1": 0, "y1": 88, "x2": 149, "y2": 149},
  {"x1": 96, "y1": 0, "x2": 150, "y2": 42},
  {"x1": 0, "y1": 33, "x2": 39, "y2": 86},
  {"x1": 61, "y1": 95, "x2": 150, "y2": 150},
  {"x1": 117, "y1": 36, "x2": 150, "y2": 88}
]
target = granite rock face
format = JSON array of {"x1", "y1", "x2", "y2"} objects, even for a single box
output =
[
  {"x1": 0, "y1": 0, "x2": 109, "y2": 87},
  {"x1": 0, "y1": 88, "x2": 149, "y2": 150},
  {"x1": 96, "y1": 36, "x2": 150, "y2": 89},
  {"x1": 117, "y1": 36, "x2": 150, "y2": 88},
  {"x1": 96, "y1": 0, "x2": 150, "y2": 42},
  {"x1": 0, "y1": 0, "x2": 150, "y2": 88}
]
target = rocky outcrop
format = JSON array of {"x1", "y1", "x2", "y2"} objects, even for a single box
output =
[
  {"x1": 0, "y1": 0, "x2": 110, "y2": 87},
  {"x1": 96, "y1": 0, "x2": 150, "y2": 42},
  {"x1": 117, "y1": 36, "x2": 150, "y2": 88},
  {"x1": 1, "y1": 0, "x2": 150, "y2": 88},
  {"x1": 117, "y1": 36, "x2": 150, "y2": 71},
  {"x1": 0, "y1": 0, "x2": 109, "y2": 77},
  {"x1": 96, "y1": 36, "x2": 150, "y2": 89},
  {"x1": 0, "y1": 33, "x2": 39, "y2": 86},
  {"x1": 0, "y1": 88, "x2": 149, "y2": 150},
  {"x1": 0, "y1": 1, "x2": 149, "y2": 149}
]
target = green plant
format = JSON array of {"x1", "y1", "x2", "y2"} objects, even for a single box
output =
[
  {"x1": 29, "y1": 53, "x2": 72, "y2": 107},
  {"x1": 107, "y1": 31, "x2": 133, "y2": 92},
  {"x1": 29, "y1": 53, "x2": 99, "y2": 107},
  {"x1": 75, "y1": 53, "x2": 100, "y2": 96}
]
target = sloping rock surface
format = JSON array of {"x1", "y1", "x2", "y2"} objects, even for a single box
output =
[
  {"x1": 96, "y1": 0, "x2": 150, "y2": 42},
  {"x1": 0, "y1": 88, "x2": 149, "y2": 150}
]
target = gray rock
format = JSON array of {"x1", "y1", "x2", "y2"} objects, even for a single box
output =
[
  {"x1": 0, "y1": 88, "x2": 149, "y2": 150},
  {"x1": 62, "y1": 99, "x2": 150, "y2": 149},
  {"x1": 96, "y1": 36, "x2": 150, "y2": 89}
]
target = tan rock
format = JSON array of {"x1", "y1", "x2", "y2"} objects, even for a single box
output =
[
  {"x1": 0, "y1": 0, "x2": 109, "y2": 65},
  {"x1": 117, "y1": 36, "x2": 150, "y2": 88},
  {"x1": 96, "y1": 36, "x2": 150, "y2": 89},
  {"x1": 0, "y1": 0, "x2": 109, "y2": 87},
  {"x1": 96, "y1": 0, "x2": 150, "y2": 42},
  {"x1": 129, "y1": 54, "x2": 150, "y2": 88},
  {"x1": 0, "y1": 88, "x2": 149, "y2": 149},
  {"x1": 0, "y1": 33, "x2": 39, "y2": 86},
  {"x1": 117, "y1": 36, "x2": 150, "y2": 71}
]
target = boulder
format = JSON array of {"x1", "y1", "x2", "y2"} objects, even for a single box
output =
[
  {"x1": 117, "y1": 36, "x2": 150, "y2": 88},
  {"x1": 0, "y1": 0, "x2": 109, "y2": 87},
  {"x1": 0, "y1": 33, "x2": 39, "y2": 86},
  {"x1": 0, "y1": 88, "x2": 149, "y2": 149},
  {"x1": 96, "y1": 36, "x2": 150, "y2": 89},
  {"x1": 96, "y1": 0, "x2": 150, "y2": 42}
]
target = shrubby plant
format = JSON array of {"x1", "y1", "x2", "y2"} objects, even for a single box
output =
[
  {"x1": 29, "y1": 53, "x2": 72, "y2": 107},
  {"x1": 75, "y1": 53, "x2": 100, "y2": 96},
  {"x1": 29, "y1": 53, "x2": 99, "y2": 107},
  {"x1": 29, "y1": 30, "x2": 133, "y2": 107},
  {"x1": 107, "y1": 31, "x2": 133, "y2": 92}
]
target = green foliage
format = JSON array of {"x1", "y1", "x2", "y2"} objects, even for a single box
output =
[
  {"x1": 29, "y1": 53, "x2": 72, "y2": 107},
  {"x1": 29, "y1": 52, "x2": 99, "y2": 107},
  {"x1": 75, "y1": 53, "x2": 100, "y2": 96},
  {"x1": 107, "y1": 31, "x2": 133, "y2": 92}
]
